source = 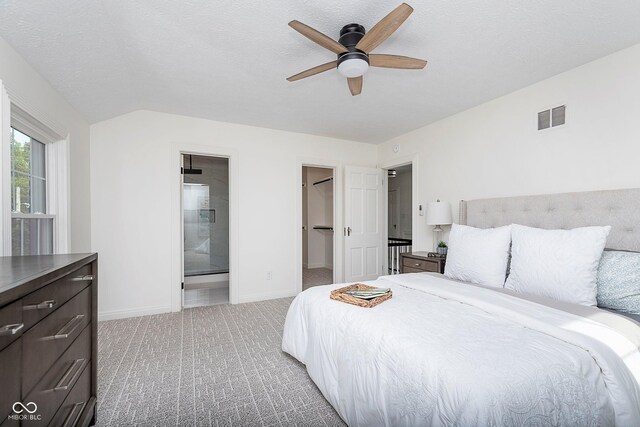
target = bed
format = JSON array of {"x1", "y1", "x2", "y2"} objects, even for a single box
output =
[{"x1": 282, "y1": 188, "x2": 640, "y2": 426}]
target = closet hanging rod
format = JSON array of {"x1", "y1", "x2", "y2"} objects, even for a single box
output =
[
  {"x1": 312, "y1": 177, "x2": 333, "y2": 186},
  {"x1": 312, "y1": 226, "x2": 334, "y2": 231}
]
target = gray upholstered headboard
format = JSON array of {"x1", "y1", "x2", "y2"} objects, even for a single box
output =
[{"x1": 459, "y1": 188, "x2": 640, "y2": 252}]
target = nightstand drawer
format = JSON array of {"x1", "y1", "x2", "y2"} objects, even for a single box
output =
[{"x1": 402, "y1": 257, "x2": 439, "y2": 272}]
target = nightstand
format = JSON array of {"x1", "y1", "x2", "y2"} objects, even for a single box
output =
[{"x1": 400, "y1": 251, "x2": 446, "y2": 274}]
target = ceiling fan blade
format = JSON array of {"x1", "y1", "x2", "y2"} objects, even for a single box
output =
[
  {"x1": 347, "y1": 76, "x2": 363, "y2": 96},
  {"x1": 369, "y1": 54, "x2": 427, "y2": 69},
  {"x1": 289, "y1": 20, "x2": 348, "y2": 54},
  {"x1": 287, "y1": 61, "x2": 337, "y2": 82},
  {"x1": 356, "y1": 3, "x2": 413, "y2": 53}
]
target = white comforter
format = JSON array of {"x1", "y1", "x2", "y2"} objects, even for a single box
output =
[{"x1": 282, "y1": 273, "x2": 640, "y2": 426}]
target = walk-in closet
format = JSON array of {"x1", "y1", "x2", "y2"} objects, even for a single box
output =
[{"x1": 302, "y1": 166, "x2": 334, "y2": 290}]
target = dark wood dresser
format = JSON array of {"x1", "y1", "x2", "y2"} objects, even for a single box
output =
[{"x1": 0, "y1": 254, "x2": 97, "y2": 427}]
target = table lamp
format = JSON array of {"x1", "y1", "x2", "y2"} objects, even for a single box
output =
[{"x1": 426, "y1": 200, "x2": 452, "y2": 251}]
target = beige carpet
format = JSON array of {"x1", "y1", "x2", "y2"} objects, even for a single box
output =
[
  {"x1": 302, "y1": 268, "x2": 333, "y2": 291},
  {"x1": 96, "y1": 298, "x2": 345, "y2": 426}
]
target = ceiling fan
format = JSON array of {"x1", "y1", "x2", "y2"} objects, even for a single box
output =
[{"x1": 287, "y1": 3, "x2": 427, "y2": 96}]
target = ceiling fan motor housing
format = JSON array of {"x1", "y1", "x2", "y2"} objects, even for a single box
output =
[{"x1": 337, "y1": 23, "x2": 369, "y2": 67}]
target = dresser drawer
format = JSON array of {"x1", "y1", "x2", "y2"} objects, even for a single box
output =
[
  {"x1": 402, "y1": 257, "x2": 439, "y2": 272},
  {"x1": 22, "y1": 265, "x2": 92, "y2": 331},
  {"x1": 49, "y1": 364, "x2": 91, "y2": 427},
  {"x1": 0, "y1": 339, "x2": 21, "y2": 423},
  {"x1": 23, "y1": 325, "x2": 91, "y2": 426},
  {"x1": 0, "y1": 300, "x2": 23, "y2": 352},
  {"x1": 22, "y1": 286, "x2": 91, "y2": 397}
]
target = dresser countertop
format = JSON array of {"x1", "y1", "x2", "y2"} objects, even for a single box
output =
[{"x1": 0, "y1": 253, "x2": 96, "y2": 306}]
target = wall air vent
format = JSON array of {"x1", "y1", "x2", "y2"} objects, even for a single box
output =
[
  {"x1": 551, "y1": 105, "x2": 566, "y2": 127},
  {"x1": 538, "y1": 105, "x2": 566, "y2": 130}
]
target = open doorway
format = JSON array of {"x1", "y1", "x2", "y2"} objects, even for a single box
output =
[
  {"x1": 182, "y1": 154, "x2": 229, "y2": 307},
  {"x1": 387, "y1": 164, "x2": 412, "y2": 274},
  {"x1": 302, "y1": 166, "x2": 335, "y2": 290}
]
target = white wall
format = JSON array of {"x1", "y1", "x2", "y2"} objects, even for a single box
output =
[
  {"x1": 379, "y1": 43, "x2": 640, "y2": 252},
  {"x1": 0, "y1": 36, "x2": 91, "y2": 252},
  {"x1": 91, "y1": 110, "x2": 376, "y2": 319}
]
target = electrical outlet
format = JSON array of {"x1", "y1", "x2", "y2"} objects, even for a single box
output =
[{"x1": 267, "y1": 271, "x2": 273, "y2": 280}]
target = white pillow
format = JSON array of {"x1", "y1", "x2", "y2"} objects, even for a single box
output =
[
  {"x1": 505, "y1": 224, "x2": 611, "y2": 306},
  {"x1": 444, "y1": 224, "x2": 512, "y2": 288}
]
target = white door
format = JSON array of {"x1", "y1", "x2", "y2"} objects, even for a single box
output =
[{"x1": 344, "y1": 166, "x2": 384, "y2": 282}]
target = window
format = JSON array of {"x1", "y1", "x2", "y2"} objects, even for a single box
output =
[{"x1": 10, "y1": 127, "x2": 54, "y2": 255}]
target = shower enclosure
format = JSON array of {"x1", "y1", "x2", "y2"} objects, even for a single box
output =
[{"x1": 182, "y1": 154, "x2": 229, "y2": 277}]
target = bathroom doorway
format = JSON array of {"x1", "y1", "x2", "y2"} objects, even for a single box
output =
[{"x1": 182, "y1": 154, "x2": 229, "y2": 307}]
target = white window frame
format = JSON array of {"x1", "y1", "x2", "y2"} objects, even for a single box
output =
[{"x1": 0, "y1": 81, "x2": 70, "y2": 256}]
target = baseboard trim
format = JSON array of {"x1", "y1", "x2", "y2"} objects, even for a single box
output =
[
  {"x1": 98, "y1": 305, "x2": 172, "y2": 321},
  {"x1": 237, "y1": 289, "x2": 297, "y2": 304},
  {"x1": 185, "y1": 273, "x2": 229, "y2": 285},
  {"x1": 184, "y1": 281, "x2": 228, "y2": 291},
  {"x1": 306, "y1": 263, "x2": 327, "y2": 269}
]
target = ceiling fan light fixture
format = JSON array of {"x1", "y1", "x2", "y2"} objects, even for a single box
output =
[
  {"x1": 337, "y1": 57, "x2": 370, "y2": 78},
  {"x1": 287, "y1": 4, "x2": 426, "y2": 95}
]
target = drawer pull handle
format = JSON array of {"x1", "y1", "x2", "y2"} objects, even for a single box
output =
[
  {"x1": 54, "y1": 315, "x2": 85, "y2": 339},
  {"x1": 55, "y1": 358, "x2": 87, "y2": 391},
  {"x1": 415, "y1": 263, "x2": 421, "y2": 267},
  {"x1": 24, "y1": 299, "x2": 57, "y2": 311},
  {"x1": 0, "y1": 323, "x2": 24, "y2": 336},
  {"x1": 62, "y1": 401, "x2": 86, "y2": 427},
  {"x1": 70, "y1": 275, "x2": 94, "y2": 282}
]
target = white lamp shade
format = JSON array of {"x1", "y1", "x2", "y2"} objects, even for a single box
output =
[{"x1": 426, "y1": 201, "x2": 452, "y2": 225}]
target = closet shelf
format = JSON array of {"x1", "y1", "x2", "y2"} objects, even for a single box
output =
[
  {"x1": 313, "y1": 225, "x2": 334, "y2": 232},
  {"x1": 313, "y1": 176, "x2": 333, "y2": 186}
]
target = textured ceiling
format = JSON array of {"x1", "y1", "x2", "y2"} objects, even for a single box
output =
[{"x1": 1, "y1": 1, "x2": 640, "y2": 143}]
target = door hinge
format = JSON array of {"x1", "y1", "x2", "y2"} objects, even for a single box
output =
[
  {"x1": 181, "y1": 282, "x2": 184, "y2": 290},
  {"x1": 180, "y1": 167, "x2": 184, "y2": 175}
]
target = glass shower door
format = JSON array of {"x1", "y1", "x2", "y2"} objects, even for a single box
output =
[{"x1": 183, "y1": 155, "x2": 229, "y2": 276}]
